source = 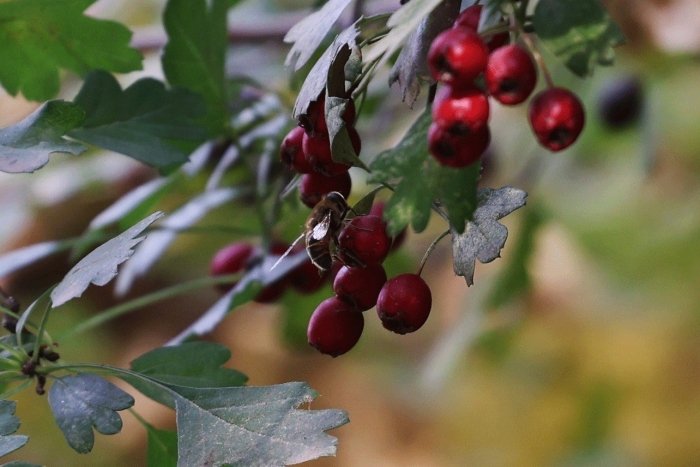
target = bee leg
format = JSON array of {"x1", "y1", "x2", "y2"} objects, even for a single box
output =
[{"x1": 334, "y1": 249, "x2": 366, "y2": 268}]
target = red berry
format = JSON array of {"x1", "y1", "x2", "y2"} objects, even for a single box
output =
[
  {"x1": 301, "y1": 95, "x2": 357, "y2": 136},
  {"x1": 302, "y1": 131, "x2": 358, "y2": 177},
  {"x1": 307, "y1": 297, "x2": 364, "y2": 356},
  {"x1": 428, "y1": 28, "x2": 489, "y2": 86},
  {"x1": 333, "y1": 263, "x2": 387, "y2": 311},
  {"x1": 376, "y1": 274, "x2": 432, "y2": 334},
  {"x1": 291, "y1": 258, "x2": 329, "y2": 294},
  {"x1": 299, "y1": 171, "x2": 352, "y2": 208},
  {"x1": 369, "y1": 202, "x2": 406, "y2": 251},
  {"x1": 453, "y1": 5, "x2": 509, "y2": 51},
  {"x1": 280, "y1": 126, "x2": 313, "y2": 173},
  {"x1": 432, "y1": 86, "x2": 490, "y2": 135},
  {"x1": 485, "y1": 45, "x2": 537, "y2": 105},
  {"x1": 428, "y1": 122, "x2": 490, "y2": 168},
  {"x1": 528, "y1": 87, "x2": 585, "y2": 151},
  {"x1": 255, "y1": 242, "x2": 291, "y2": 303},
  {"x1": 210, "y1": 242, "x2": 256, "y2": 292},
  {"x1": 338, "y1": 215, "x2": 392, "y2": 267}
]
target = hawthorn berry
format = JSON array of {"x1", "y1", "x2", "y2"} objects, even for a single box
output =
[
  {"x1": 528, "y1": 87, "x2": 585, "y2": 151},
  {"x1": 302, "y1": 95, "x2": 356, "y2": 136},
  {"x1": 428, "y1": 28, "x2": 489, "y2": 86},
  {"x1": 432, "y1": 85, "x2": 490, "y2": 135},
  {"x1": 376, "y1": 274, "x2": 432, "y2": 334},
  {"x1": 302, "y1": 130, "x2": 360, "y2": 177},
  {"x1": 338, "y1": 215, "x2": 392, "y2": 267},
  {"x1": 597, "y1": 75, "x2": 643, "y2": 129},
  {"x1": 369, "y1": 202, "x2": 406, "y2": 251},
  {"x1": 428, "y1": 122, "x2": 490, "y2": 168},
  {"x1": 333, "y1": 263, "x2": 387, "y2": 311},
  {"x1": 307, "y1": 296, "x2": 364, "y2": 357},
  {"x1": 485, "y1": 44, "x2": 537, "y2": 105},
  {"x1": 291, "y1": 257, "x2": 329, "y2": 294},
  {"x1": 280, "y1": 126, "x2": 313, "y2": 174},
  {"x1": 453, "y1": 4, "x2": 509, "y2": 51},
  {"x1": 299, "y1": 171, "x2": 352, "y2": 209},
  {"x1": 210, "y1": 242, "x2": 256, "y2": 291}
]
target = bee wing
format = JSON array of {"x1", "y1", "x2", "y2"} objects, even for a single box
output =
[
  {"x1": 310, "y1": 212, "x2": 332, "y2": 240},
  {"x1": 269, "y1": 233, "x2": 304, "y2": 270}
]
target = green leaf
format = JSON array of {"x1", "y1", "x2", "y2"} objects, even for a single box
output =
[
  {"x1": 50, "y1": 212, "x2": 164, "y2": 307},
  {"x1": 0, "y1": 401, "x2": 27, "y2": 457},
  {"x1": 486, "y1": 206, "x2": 544, "y2": 309},
  {"x1": 431, "y1": 163, "x2": 480, "y2": 233},
  {"x1": 389, "y1": 0, "x2": 460, "y2": 106},
  {"x1": 129, "y1": 342, "x2": 247, "y2": 406},
  {"x1": 293, "y1": 24, "x2": 360, "y2": 119},
  {"x1": 452, "y1": 187, "x2": 527, "y2": 286},
  {"x1": 363, "y1": 0, "x2": 445, "y2": 73},
  {"x1": 48, "y1": 374, "x2": 134, "y2": 454},
  {"x1": 68, "y1": 72, "x2": 208, "y2": 170},
  {"x1": 284, "y1": 0, "x2": 354, "y2": 71},
  {"x1": 0, "y1": 101, "x2": 85, "y2": 174},
  {"x1": 533, "y1": 0, "x2": 625, "y2": 77},
  {"x1": 146, "y1": 424, "x2": 178, "y2": 467},
  {"x1": 162, "y1": 0, "x2": 236, "y2": 133},
  {"x1": 173, "y1": 382, "x2": 347, "y2": 466},
  {"x1": 0, "y1": 0, "x2": 142, "y2": 101}
]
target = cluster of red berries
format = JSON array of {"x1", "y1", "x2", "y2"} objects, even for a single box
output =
[
  {"x1": 307, "y1": 203, "x2": 432, "y2": 357},
  {"x1": 279, "y1": 92, "x2": 360, "y2": 208},
  {"x1": 427, "y1": 5, "x2": 585, "y2": 165}
]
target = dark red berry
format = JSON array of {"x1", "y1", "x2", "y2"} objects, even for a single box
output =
[
  {"x1": 307, "y1": 296, "x2": 364, "y2": 356},
  {"x1": 597, "y1": 75, "x2": 643, "y2": 129},
  {"x1": 291, "y1": 257, "x2": 328, "y2": 294},
  {"x1": 299, "y1": 171, "x2": 352, "y2": 208},
  {"x1": 432, "y1": 86, "x2": 490, "y2": 135},
  {"x1": 210, "y1": 242, "x2": 256, "y2": 292},
  {"x1": 453, "y1": 5, "x2": 509, "y2": 51},
  {"x1": 376, "y1": 274, "x2": 432, "y2": 334},
  {"x1": 255, "y1": 242, "x2": 291, "y2": 303},
  {"x1": 333, "y1": 263, "x2": 387, "y2": 311},
  {"x1": 369, "y1": 202, "x2": 406, "y2": 251},
  {"x1": 338, "y1": 215, "x2": 392, "y2": 267},
  {"x1": 301, "y1": 95, "x2": 357, "y2": 136},
  {"x1": 280, "y1": 126, "x2": 313, "y2": 174},
  {"x1": 528, "y1": 87, "x2": 585, "y2": 151},
  {"x1": 428, "y1": 122, "x2": 490, "y2": 168},
  {"x1": 485, "y1": 44, "x2": 537, "y2": 105},
  {"x1": 302, "y1": 132, "x2": 356, "y2": 176},
  {"x1": 428, "y1": 28, "x2": 489, "y2": 86}
]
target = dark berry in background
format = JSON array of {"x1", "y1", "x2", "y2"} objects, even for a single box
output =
[{"x1": 597, "y1": 75, "x2": 643, "y2": 129}]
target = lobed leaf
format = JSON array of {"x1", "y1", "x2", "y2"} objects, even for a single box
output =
[
  {"x1": 162, "y1": 0, "x2": 237, "y2": 133},
  {"x1": 534, "y1": 0, "x2": 625, "y2": 77},
  {"x1": 0, "y1": 101, "x2": 85, "y2": 174},
  {"x1": 284, "y1": 0, "x2": 354, "y2": 71},
  {"x1": 0, "y1": 0, "x2": 142, "y2": 101},
  {"x1": 47, "y1": 374, "x2": 134, "y2": 454},
  {"x1": 51, "y1": 212, "x2": 164, "y2": 307},
  {"x1": 0, "y1": 401, "x2": 28, "y2": 457},
  {"x1": 452, "y1": 187, "x2": 528, "y2": 286},
  {"x1": 69, "y1": 71, "x2": 208, "y2": 170}
]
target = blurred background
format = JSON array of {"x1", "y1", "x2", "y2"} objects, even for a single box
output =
[{"x1": 1, "y1": 0, "x2": 700, "y2": 465}]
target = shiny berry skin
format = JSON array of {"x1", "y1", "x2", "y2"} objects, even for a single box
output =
[
  {"x1": 428, "y1": 122, "x2": 490, "y2": 168},
  {"x1": 528, "y1": 87, "x2": 585, "y2": 151},
  {"x1": 333, "y1": 263, "x2": 387, "y2": 311},
  {"x1": 255, "y1": 242, "x2": 291, "y2": 303},
  {"x1": 307, "y1": 297, "x2": 364, "y2": 356},
  {"x1": 210, "y1": 242, "x2": 256, "y2": 292},
  {"x1": 376, "y1": 274, "x2": 432, "y2": 334},
  {"x1": 597, "y1": 75, "x2": 643, "y2": 129},
  {"x1": 299, "y1": 171, "x2": 352, "y2": 208},
  {"x1": 453, "y1": 5, "x2": 510, "y2": 51},
  {"x1": 432, "y1": 86, "x2": 490, "y2": 135},
  {"x1": 338, "y1": 215, "x2": 392, "y2": 267},
  {"x1": 369, "y1": 202, "x2": 406, "y2": 251},
  {"x1": 280, "y1": 126, "x2": 313, "y2": 174},
  {"x1": 485, "y1": 45, "x2": 537, "y2": 105},
  {"x1": 428, "y1": 28, "x2": 489, "y2": 86}
]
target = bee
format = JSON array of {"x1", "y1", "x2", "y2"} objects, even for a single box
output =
[{"x1": 271, "y1": 191, "x2": 353, "y2": 272}]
